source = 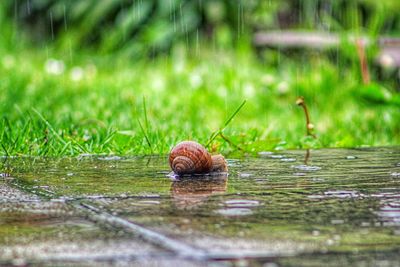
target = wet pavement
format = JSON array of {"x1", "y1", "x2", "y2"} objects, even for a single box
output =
[{"x1": 1, "y1": 147, "x2": 400, "y2": 266}]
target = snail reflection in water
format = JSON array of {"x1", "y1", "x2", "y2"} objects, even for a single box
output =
[
  {"x1": 171, "y1": 175, "x2": 228, "y2": 209},
  {"x1": 169, "y1": 141, "x2": 228, "y2": 176}
]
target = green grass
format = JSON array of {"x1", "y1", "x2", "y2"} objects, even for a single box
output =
[{"x1": 1, "y1": 40, "x2": 399, "y2": 156}]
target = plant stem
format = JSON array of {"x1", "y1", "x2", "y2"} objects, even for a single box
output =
[
  {"x1": 356, "y1": 39, "x2": 370, "y2": 85},
  {"x1": 296, "y1": 97, "x2": 316, "y2": 138}
]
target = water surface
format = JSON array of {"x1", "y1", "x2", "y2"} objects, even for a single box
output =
[{"x1": 1, "y1": 147, "x2": 399, "y2": 266}]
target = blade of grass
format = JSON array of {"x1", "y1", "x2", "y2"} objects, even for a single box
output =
[
  {"x1": 137, "y1": 118, "x2": 153, "y2": 154},
  {"x1": 32, "y1": 108, "x2": 67, "y2": 145},
  {"x1": 206, "y1": 99, "x2": 247, "y2": 147},
  {"x1": 1, "y1": 143, "x2": 9, "y2": 156},
  {"x1": 223, "y1": 99, "x2": 247, "y2": 129},
  {"x1": 143, "y1": 96, "x2": 149, "y2": 131},
  {"x1": 99, "y1": 129, "x2": 116, "y2": 149},
  {"x1": 58, "y1": 141, "x2": 72, "y2": 156}
]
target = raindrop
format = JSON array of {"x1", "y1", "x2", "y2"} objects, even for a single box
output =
[
  {"x1": 49, "y1": 11, "x2": 54, "y2": 40},
  {"x1": 63, "y1": 4, "x2": 67, "y2": 30},
  {"x1": 26, "y1": 0, "x2": 31, "y2": 15},
  {"x1": 345, "y1": 155, "x2": 357, "y2": 159}
]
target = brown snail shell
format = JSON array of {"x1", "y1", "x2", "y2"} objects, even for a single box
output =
[
  {"x1": 169, "y1": 141, "x2": 228, "y2": 175},
  {"x1": 169, "y1": 141, "x2": 213, "y2": 175}
]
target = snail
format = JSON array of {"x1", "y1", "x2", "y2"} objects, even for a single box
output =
[{"x1": 169, "y1": 141, "x2": 228, "y2": 175}]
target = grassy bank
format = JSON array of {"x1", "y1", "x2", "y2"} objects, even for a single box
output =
[{"x1": 1, "y1": 41, "x2": 399, "y2": 156}]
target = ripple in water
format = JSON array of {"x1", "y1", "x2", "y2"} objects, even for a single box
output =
[
  {"x1": 215, "y1": 208, "x2": 253, "y2": 216},
  {"x1": 239, "y1": 173, "x2": 252, "y2": 178},
  {"x1": 135, "y1": 200, "x2": 161, "y2": 206},
  {"x1": 292, "y1": 165, "x2": 321, "y2": 171},
  {"x1": 224, "y1": 199, "x2": 260, "y2": 208},
  {"x1": 308, "y1": 190, "x2": 362, "y2": 199},
  {"x1": 98, "y1": 156, "x2": 122, "y2": 161},
  {"x1": 258, "y1": 151, "x2": 273, "y2": 157},
  {"x1": 281, "y1": 158, "x2": 296, "y2": 162},
  {"x1": 376, "y1": 203, "x2": 400, "y2": 226}
]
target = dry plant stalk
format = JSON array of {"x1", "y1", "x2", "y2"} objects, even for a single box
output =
[
  {"x1": 356, "y1": 39, "x2": 370, "y2": 85},
  {"x1": 296, "y1": 97, "x2": 316, "y2": 138}
]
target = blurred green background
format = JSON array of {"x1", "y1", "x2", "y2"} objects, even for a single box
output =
[{"x1": 0, "y1": 0, "x2": 399, "y2": 156}]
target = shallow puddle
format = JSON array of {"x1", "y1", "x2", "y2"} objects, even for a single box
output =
[{"x1": 1, "y1": 147, "x2": 400, "y2": 266}]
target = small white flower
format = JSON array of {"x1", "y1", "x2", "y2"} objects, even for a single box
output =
[
  {"x1": 189, "y1": 72, "x2": 202, "y2": 88},
  {"x1": 70, "y1": 67, "x2": 84, "y2": 81},
  {"x1": 379, "y1": 53, "x2": 395, "y2": 69},
  {"x1": 243, "y1": 83, "x2": 255, "y2": 98},
  {"x1": 151, "y1": 74, "x2": 165, "y2": 91},
  {"x1": 277, "y1": 81, "x2": 289, "y2": 94},
  {"x1": 261, "y1": 74, "x2": 275, "y2": 85},
  {"x1": 45, "y1": 58, "x2": 65, "y2": 75}
]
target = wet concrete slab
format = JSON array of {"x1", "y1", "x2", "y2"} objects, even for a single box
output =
[
  {"x1": 1, "y1": 147, "x2": 400, "y2": 266},
  {"x1": 0, "y1": 184, "x2": 167, "y2": 265}
]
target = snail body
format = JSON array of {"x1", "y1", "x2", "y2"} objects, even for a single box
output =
[{"x1": 169, "y1": 141, "x2": 228, "y2": 175}]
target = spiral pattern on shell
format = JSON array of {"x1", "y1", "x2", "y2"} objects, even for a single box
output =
[{"x1": 169, "y1": 141, "x2": 212, "y2": 175}]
